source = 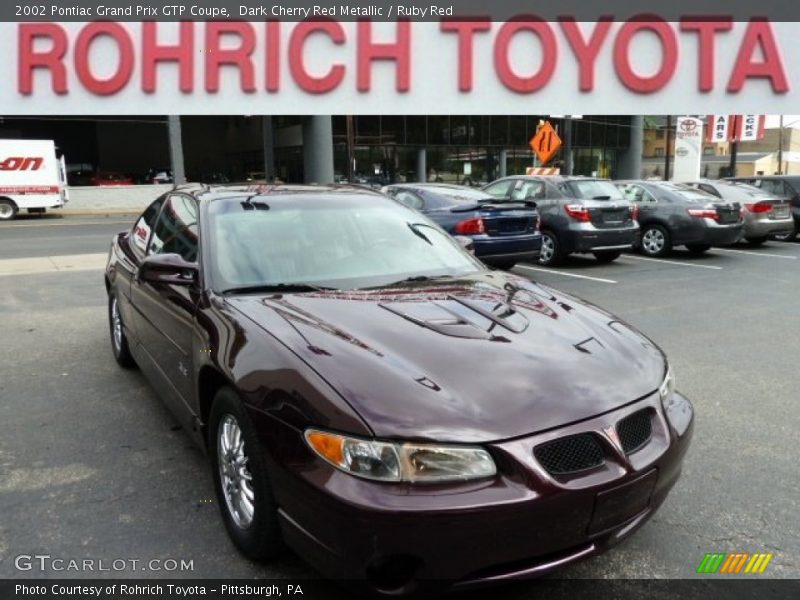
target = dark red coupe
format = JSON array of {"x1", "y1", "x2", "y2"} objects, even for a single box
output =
[{"x1": 105, "y1": 184, "x2": 693, "y2": 595}]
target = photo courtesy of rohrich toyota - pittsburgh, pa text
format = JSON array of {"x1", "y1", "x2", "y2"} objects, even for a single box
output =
[{"x1": 0, "y1": 2, "x2": 798, "y2": 600}]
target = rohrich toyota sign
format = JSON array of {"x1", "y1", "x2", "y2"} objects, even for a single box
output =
[{"x1": 6, "y1": 19, "x2": 799, "y2": 114}]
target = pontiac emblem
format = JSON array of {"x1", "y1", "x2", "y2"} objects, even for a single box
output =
[{"x1": 603, "y1": 425, "x2": 623, "y2": 454}]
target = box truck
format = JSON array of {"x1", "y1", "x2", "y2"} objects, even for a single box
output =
[{"x1": 0, "y1": 139, "x2": 67, "y2": 220}]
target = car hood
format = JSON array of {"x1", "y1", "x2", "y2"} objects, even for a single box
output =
[{"x1": 226, "y1": 272, "x2": 666, "y2": 443}]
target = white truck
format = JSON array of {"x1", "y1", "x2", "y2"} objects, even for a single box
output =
[{"x1": 0, "y1": 139, "x2": 68, "y2": 220}]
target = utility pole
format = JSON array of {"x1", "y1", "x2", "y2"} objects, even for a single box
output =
[
  {"x1": 777, "y1": 115, "x2": 784, "y2": 174},
  {"x1": 664, "y1": 115, "x2": 672, "y2": 181},
  {"x1": 563, "y1": 116, "x2": 573, "y2": 176},
  {"x1": 728, "y1": 115, "x2": 740, "y2": 177},
  {"x1": 346, "y1": 115, "x2": 355, "y2": 183}
]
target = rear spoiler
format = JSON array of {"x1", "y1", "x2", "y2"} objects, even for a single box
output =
[{"x1": 450, "y1": 200, "x2": 537, "y2": 213}]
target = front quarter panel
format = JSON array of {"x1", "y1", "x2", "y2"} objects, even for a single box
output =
[{"x1": 194, "y1": 295, "x2": 374, "y2": 447}]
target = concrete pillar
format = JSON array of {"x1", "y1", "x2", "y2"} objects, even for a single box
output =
[
  {"x1": 499, "y1": 149, "x2": 508, "y2": 178},
  {"x1": 261, "y1": 116, "x2": 275, "y2": 181},
  {"x1": 302, "y1": 116, "x2": 334, "y2": 184},
  {"x1": 167, "y1": 115, "x2": 186, "y2": 185},
  {"x1": 416, "y1": 148, "x2": 427, "y2": 182},
  {"x1": 618, "y1": 115, "x2": 644, "y2": 179}
]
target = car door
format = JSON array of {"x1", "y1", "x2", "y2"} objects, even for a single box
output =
[{"x1": 130, "y1": 193, "x2": 200, "y2": 423}]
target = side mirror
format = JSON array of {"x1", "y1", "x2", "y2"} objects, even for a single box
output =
[
  {"x1": 138, "y1": 253, "x2": 198, "y2": 286},
  {"x1": 454, "y1": 235, "x2": 475, "y2": 255}
]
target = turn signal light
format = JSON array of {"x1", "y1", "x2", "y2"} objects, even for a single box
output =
[
  {"x1": 565, "y1": 204, "x2": 592, "y2": 222},
  {"x1": 455, "y1": 218, "x2": 485, "y2": 235}
]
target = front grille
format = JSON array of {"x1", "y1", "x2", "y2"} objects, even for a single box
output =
[
  {"x1": 616, "y1": 409, "x2": 653, "y2": 455},
  {"x1": 534, "y1": 434, "x2": 605, "y2": 475}
]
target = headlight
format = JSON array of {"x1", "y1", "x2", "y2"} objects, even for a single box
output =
[
  {"x1": 304, "y1": 429, "x2": 497, "y2": 483},
  {"x1": 659, "y1": 365, "x2": 692, "y2": 437}
]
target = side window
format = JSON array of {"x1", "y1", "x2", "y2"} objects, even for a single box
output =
[
  {"x1": 149, "y1": 195, "x2": 199, "y2": 262},
  {"x1": 483, "y1": 179, "x2": 515, "y2": 199},
  {"x1": 130, "y1": 196, "x2": 165, "y2": 257},
  {"x1": 512, "y1": 180, "x2": 544, "y2": 201},
  {"x1": 394, "y1": 190, "x2": 424, "y2": 210}
]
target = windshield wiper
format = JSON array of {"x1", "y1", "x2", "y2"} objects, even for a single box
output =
[{"x1": 220, "y1": 283, "x2": 335, "y2": 295}]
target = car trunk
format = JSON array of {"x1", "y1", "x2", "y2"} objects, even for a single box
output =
[
  {"x1": 713, "y1": 202, "x2": 741, "y2": 224},
  {"x1": 589, "y1": 204, "x2": 634, "y2": 229},
  {"x1": 454, "y1": 203, "x2": 538, "y2": 236}
]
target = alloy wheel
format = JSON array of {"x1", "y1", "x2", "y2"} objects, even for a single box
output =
[
  {"x1": 110, "y1": 297, "x2": 122, "y2": 353},
  {"x1": 539, "y1": 234, "x2": 555, "y2": 264},
  {"x1": 218, "y1": 414, "x2": 255, "y2": 530},
  {"x1": 642, "y1": 228, "x2": 665, "y2": 255}
]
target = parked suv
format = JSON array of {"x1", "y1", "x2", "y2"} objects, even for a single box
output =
[
  {"x1": 684, "y1": 180, "x2": 794, "y2": 245},
  {"x1": 482, "y1": 176, "x2": 638, "y2": 266},
  {"x1": 615, "y1": 181, "x2": 743, "y2": 256},
  {"x1": 726, "y1": 175, "x2": 800, "y2": 241}
]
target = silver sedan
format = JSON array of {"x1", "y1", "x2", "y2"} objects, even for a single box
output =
[{"x1": 684, "y1": 180, "x2": 794, "y2": 245}]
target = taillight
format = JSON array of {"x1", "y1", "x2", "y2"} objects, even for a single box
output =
[
  {"x1": 565, "y1": 204, "x2": 592, "y2": 222},
  {"x1": 455, "y1": 217, "x2": 485, "y2": 235},
  {"x1": 687, "y1": 208, "x2": 720, "y2": 221},
  {"x1": 744, "y1": 202, "x2": 772, "y2": 214},
  {"x1": 532, "y1": 216, "x2": 540, "y2": 230},
  {"x1": 630, "y1": 204, "x2": 639, "y2": 221}
]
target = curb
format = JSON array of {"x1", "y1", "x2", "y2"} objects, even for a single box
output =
[{"x1": 59, "y1": 209, "x2": 139, "y2": 217}]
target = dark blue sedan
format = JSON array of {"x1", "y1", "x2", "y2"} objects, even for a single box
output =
[{"x1": 382, "y1": 184, "x2": 541, "y2": 269}]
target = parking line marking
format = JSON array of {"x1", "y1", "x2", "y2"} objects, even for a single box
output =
[
  {"x1": 715, "y1": 248, "x2": 797, "y2": 259},
  {"x1": 514, "y1": 265, "x2": 618, "y2": 284},
  {"x1": 619, "y1": 255, "x2": 723, "y2": 270}
]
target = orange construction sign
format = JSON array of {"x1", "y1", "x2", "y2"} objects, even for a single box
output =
[{"x1": 529, "y1": 121, "x2": 562, "y2": 165}]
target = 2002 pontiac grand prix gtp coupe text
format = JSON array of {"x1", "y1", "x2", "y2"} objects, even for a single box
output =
[{"x1": 104, "y1": 184, "x2": 694, "y2": 595}]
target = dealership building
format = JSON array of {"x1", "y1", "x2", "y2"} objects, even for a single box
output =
[{"x1": 0, "y1": 115, "x2": 644, "y2": 185}]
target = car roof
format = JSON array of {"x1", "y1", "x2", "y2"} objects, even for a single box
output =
[{"x1": 174, "y1": 183, "x2": 386, "y2": 203}]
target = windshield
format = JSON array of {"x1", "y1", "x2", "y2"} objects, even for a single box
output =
[
  {"x1": 568, "y1": 180, "x2": 625, "y2": 200},
  {"x1": 206, "y1": 196, "x2": 484, "y2": 292}
]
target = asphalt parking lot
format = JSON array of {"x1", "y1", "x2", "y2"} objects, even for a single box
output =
[{"x1": 0, "y1": 215, "x2": 798, "y2": 589}]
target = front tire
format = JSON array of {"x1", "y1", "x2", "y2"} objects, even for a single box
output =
[
  {"x1": 639, "y1": 224, "x2": 672, "y2": 257},
  {"x1": 593, "y1": 250, "x2": 621, "y2": 263},
  {"x1": 538, "y1": 231, "x2": 563, "y2": 266},
  {"x1": 209, "y1": 387, "x2": 283, "y2": 561},
  {"x1": 108, "y1": 292, "x2": 136, "y2": 368},
  {"x1": 0, "y1": 198, "x2": 17, "y2": 221}
]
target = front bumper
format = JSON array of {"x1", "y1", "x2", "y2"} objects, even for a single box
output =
[{"x1": 267, "y1": 392, "x2": 693, "y2": 595}]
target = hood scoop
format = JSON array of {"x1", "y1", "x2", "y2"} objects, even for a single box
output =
[{"x1": 380, "y1": 295, "x2": 529, "y2": 340}]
